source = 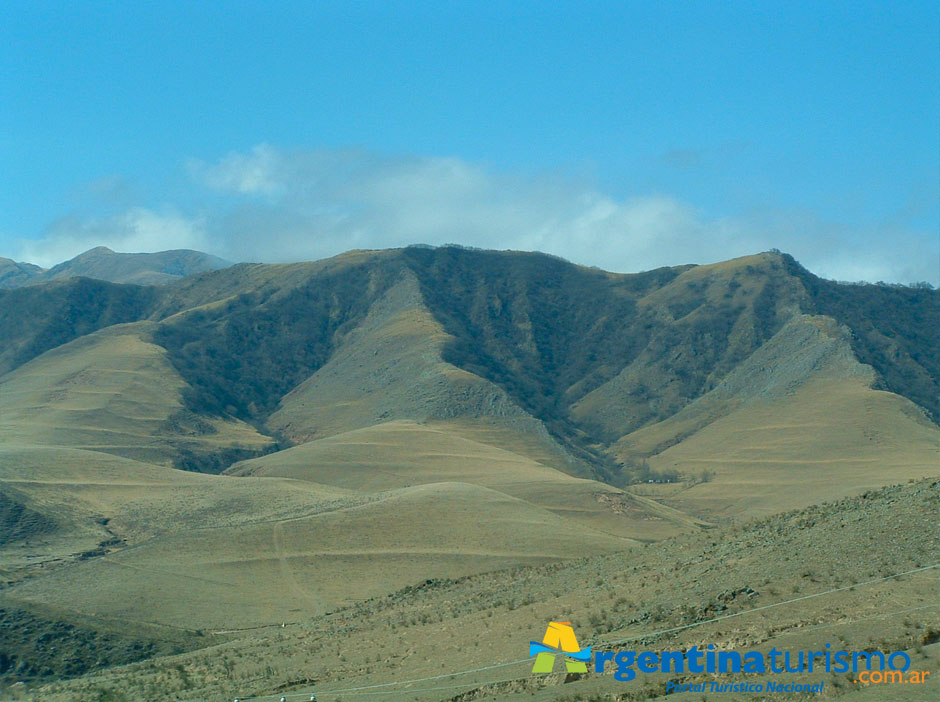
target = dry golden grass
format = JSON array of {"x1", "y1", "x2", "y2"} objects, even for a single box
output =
[
  {"x1": 6, "y1": 478, "x2": 630, "y2": 630},
  {"x1": 20, "y1": 478, "x2": 938, "y2": 702},
  {"x1": 2, "y1": 250, "x2": 938, "y2": 700},
  {"x1": 598, "y1": 314, "x2": 940, "y2": 521},
  {"x1": 230, "y1": 419, "x2": 704, "y2": 541},
  {"x1": 0, "y1": 444, "x2": 356, "y2": 570},
  {"x1": 268, "y1": 273, "x2": 531, "y2": 444},
  {"x1": 0, "y1": 323, "x2": 271, "y2": 464},
  {"x1": 643, "y1": 377, "x2": 939, "y2": 520}
]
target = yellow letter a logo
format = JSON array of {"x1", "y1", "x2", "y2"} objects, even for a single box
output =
[{"x1": 530, "y1": 621, "x2": 589, "y2": 673}]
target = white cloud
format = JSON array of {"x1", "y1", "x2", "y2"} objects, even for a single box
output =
[
  {"x1": 186, "y1": 146, "x2": 741, "y2": 272},
  {"x1": 18, "y1": 208, "x2": 210, "y2": 268},
  {"x1": 188, "y1": 144, "x2": 284, "y2": 196},
  {"x1": 14, "y1": 145, "x2": 939, "y2": 284}
]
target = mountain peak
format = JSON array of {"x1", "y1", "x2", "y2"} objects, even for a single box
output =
[
  {"x1": 10, "y1": 247, "x2": 234, "y2": 287},
  {"x1": 0, "y1": 256, "x2": 45, "y2": 288}
]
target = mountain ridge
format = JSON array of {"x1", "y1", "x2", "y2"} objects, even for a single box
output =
[
  {"x1": 1, "y1": 244, "x2": 937, "y2": 699},
  {"x1": 0, "y1": 247, "x2": 232, "y2": 289},
  {"x1": 2, "y1": 246, "x2": 937, "y2": 476}
]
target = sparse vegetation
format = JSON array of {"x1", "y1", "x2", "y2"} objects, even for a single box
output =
[
  {"x1": 1, "y1": 247, "x2": 938, "y2": 701},
  {"x1": 786, "y1": 254, "x2": 940, "y2": 421},
  {"x1": 153, "y1": 260, "x2": 401, "y2": 420},
  {"x1": 15, "y1": 478, "x2": 938, "y2": 701},
  {"x1": 0, "y1": 278, "x2": 158, "y2": 375},
  {"x1": 0, "y1": 602, "x2": 200, "y2": 688}
]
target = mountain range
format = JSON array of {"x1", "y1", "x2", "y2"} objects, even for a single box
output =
[
  {"x1": 0, "y1": 244, "x2": 937, "y2": 699},
  {"x1": 0, "y1": 246, "x2": 230, "y2": 288}
]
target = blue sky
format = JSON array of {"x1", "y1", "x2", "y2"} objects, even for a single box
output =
[{"x1": 2, "y1": 1, "x2": 938, "y2": 282}]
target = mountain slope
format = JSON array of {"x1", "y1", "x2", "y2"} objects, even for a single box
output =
[
  {"x1": 1, "y1": 245, "x2": 938, "y2": 699},
  {"x1": 789, "y1": 256, "x2": 940, "y2": 420},
  {"x1": 151, "y1": 252, "x2": 406, "y2": 419},
  {"x1": 0, "y1": 257, "x2": 43, "y2": 288},
  {"x1": 0, "y1": 277, "x2": 159, "y2": 376},
  {"x1": 644, "y1": 372, "x2": 939, "y2": 519},
  {"x1": 0, "y1": 247, "x2": 233, "y2": 290},
  {"x1": 267, "y1": 273, "x2": 532, "y2": 441},
  {"x1": 1, "y1": 245, "x2": 935, "y2": 492},
  {"x1": 28, "y1": 477, "x2": 940, "y2": 701},
  {"x1": 610, "y1": 314, "x2": 872, "y2": 457},
  {"x1": 229, "y1": 420, "x2": 706, "y2": 541},
  {"x1": 569, "y1": 253, "x2": 806, "y2": 443},
  {"x1": 7, "y1": 480, "x2": 633, "y2": 630},
  {"x1": 40, "y1": 247, "x2": 231, "y2": 286},
  {"x1": 618, "y1": 314, "x2": 938, "y2": 519},
  {"x1": 0, "y1": 322, "x2": 273, "y2": 467}
]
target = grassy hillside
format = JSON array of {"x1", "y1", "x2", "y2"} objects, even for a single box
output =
[
  {"x1": 1, "y1": 245, "x2": 935, "y2": 502},
  {"x1": 402, "y1": 249, "x2": 814, "y2": 472},
  {"x1": 0, "y1": 488, "x2": 57, "y2": 547},
  {"x1": 0, "y1": 278, "x2": 158, "y2": 376},
  {"x1": 8, "y1": 481, "x2": 635, "y2": 632},
  {"x1": 151, "y1": 254, "x2": 405, "y2": 419},
  {"x1": 0, "y1": 445, "x2": 357, "y2": 572},
  {"x1": 1, "y1": 246, "x2": 938, "y2": 701},
  {"x1": 787, "y1": 255, "x2": 940, "y2": 421},
  {"x1": 1, "y1": 425, "x2": 658, "y2": 633},
  {"x1": 22, "y1": 477, "x2": 938, "y2": 701},
  {"x1": 229, "y1": 420, "x2": 706, "y2": 541},
  {"x1": 571, "y1": 253, "x2": 805, "y2": 443},
  {"x1": 3, "y1": 247, "x2": 936, "y2": 474},
  {"x1": 266, "y1": 273, "x2": 533, "y2": 441},
  {"x1": 0, "y1": 600, "x2": 205, "y2": 689},
  {"x1": 641, "y1": 376, "x2": 939, "y2": 519},
  {"x1": 41, "y1": 247, "x2": 231, "y2": 286},
  {"x1": 610, "y1": 314, "x2": 939, "y2": 518},
  {"x1": 0, "y1": 323, "x2": 274, "y2": 467},
  {"x1": 0, "y1": 258, "x2": 43, "y2": 289}
]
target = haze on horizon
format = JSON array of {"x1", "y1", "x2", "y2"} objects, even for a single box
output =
[{"x1": 2, "y1": 2, "x2": 937, "y2": 285}]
